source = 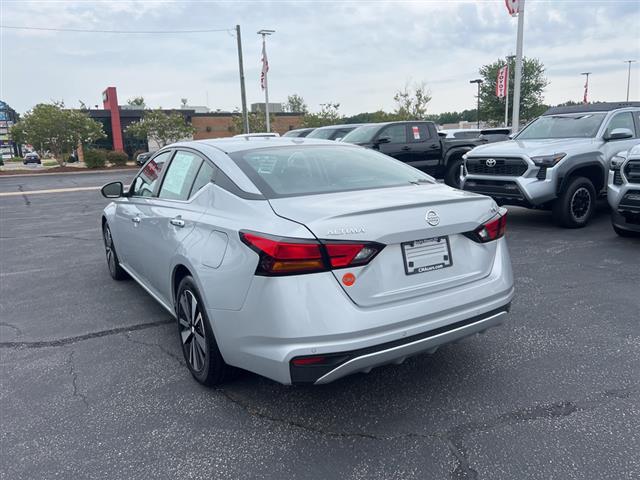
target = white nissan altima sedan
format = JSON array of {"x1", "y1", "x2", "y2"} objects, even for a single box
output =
[{"x1": 100, "y1": 137, "x2": 514, "y2": 385}]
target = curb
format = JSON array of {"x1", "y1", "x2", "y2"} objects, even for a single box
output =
[{"x1": 0, "y1": 168, "x2": 138, "y2": 179}]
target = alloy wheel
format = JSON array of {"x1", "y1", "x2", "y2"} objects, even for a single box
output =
[
  {"x1": 178, "y1": 289, "x2": 207, "y2": 373},
  {"x1": 103, "y1": 227, "x2": 116, "y2": 275},
  {"x1": 570, "y1": 187, "x2": 591, "y2": 222}
]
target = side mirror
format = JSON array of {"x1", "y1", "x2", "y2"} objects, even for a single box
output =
[
  {"x1": 604, "y1": 128, "x2": 634, "y2": 141},
  {"x1": 101, "y1": 181, "x2": 124, "y2": 198},
  {"x1": 376, "y1": 136, "x2": 391, "y2": 144}
]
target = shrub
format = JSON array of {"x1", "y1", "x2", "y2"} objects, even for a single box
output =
[
  {"x1": 0, "y1": 157, "x2": 3, "y2": 167},
  {"x1": 84, "y1": 149, "x2": 106, "y2": 169},
  {"x1": 107, "y1": 150, "x2": 129, "y2": 166}
]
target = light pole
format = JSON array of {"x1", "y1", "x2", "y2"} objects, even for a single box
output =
[
  {"x1": 581, "y1": 72, "x2": 591, "y2": 104},
  {"x1": 470, "y1": 79, "x2": 483, "y2": 129},
  {"x1": 625, "y1": 60, "x2": 636, "y2": 101},
  {"x1": 504, "y1": 55, "x2": 515, "y2": 128},
  {"x1": 258, "y1": 29, "x2": 275, "y2": 132}
]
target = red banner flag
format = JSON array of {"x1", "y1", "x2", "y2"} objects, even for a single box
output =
[
  {"x1": 496, "y1": 65, "x2": 509, "y2": 98},
  {"x1": 505, "y1": 0, "x2": 519, "y2": 16},
  {"x1": 260, "y1": 39, "x2": 269, "y2": 91}
]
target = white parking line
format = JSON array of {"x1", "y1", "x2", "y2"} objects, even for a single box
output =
[{"x1": 0, "y1": 186, "x2": 102, "y2": 197}]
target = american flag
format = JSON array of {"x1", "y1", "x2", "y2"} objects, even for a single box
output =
[
  {"x1": 583, "y1": 78, "x2": 589, "y2": 104},
  {"x1": 260, "y1": 39, "x2": 269, "y2": 90}
]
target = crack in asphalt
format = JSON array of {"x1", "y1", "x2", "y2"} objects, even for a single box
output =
[
  {"x1": 216, "y1": 387, "x2": 639, "y2": 479},
  {"x1": 122, "y1": 331, "x2": 184, "y2": 366},
  {"x1": 0, "y1": 319, "x2": 173, "y2": 349},
  {"x1": 66, "y1": 350, "x2": 89, "y2": 409},
  {"x1": 16, "y1": 184, "x2": 31, "y2": 206}
]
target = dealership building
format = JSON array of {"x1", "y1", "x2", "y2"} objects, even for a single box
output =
[{"x1": 89, "y1": 87, "x2": 304, "y2": 155}]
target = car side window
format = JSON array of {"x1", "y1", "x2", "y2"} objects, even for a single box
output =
[
  {"x1": 130, "y1": 151, "x2": 171, "y2": 197},
  {"x1": 605, "y1": 112, "x2": 636, "y2": 138},
  {"x1": 158, "y1": 151, "x2": 203, "y2": 201},
  {"x1": 407, "y1": 124, "x2": 429, "y2": 143},
  {"x1": 189, "y1": 161, "x2": 217, "y2": 198},
  {"x1": 380, "y1": 124, "x2": 407, "y2": 144}
]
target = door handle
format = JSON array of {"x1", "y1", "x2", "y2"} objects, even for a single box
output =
[
  {"x1": 429, "y1": 145, "x2": 439, "y2": 149},
  {"x1": 131, "y1": 216, "x2": 141, "y2": 224},
  {"x1": 170, "y1": 216, "x2": 185, "y2": 228},
  {"x1": 401, "y1": 146, "x2": 411, "y2": 151}
]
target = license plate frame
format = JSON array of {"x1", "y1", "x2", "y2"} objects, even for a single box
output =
[{"x1": 401, "y1": 236, "x2": 453, "y2": 275}]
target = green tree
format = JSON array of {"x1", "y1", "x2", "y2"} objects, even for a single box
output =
[
  {"x1": 231, "y1": 111, "x2": 275, "y2": 134},
  {"x1": 11, "y1": 102, "x2": 105, "y2": 166},
  {"x1": 127, "y1": 96, "x2": 146, "y2": 108},
  {"x1": 343, "y1": 110, "x2": 400, "y2": 124},
  {"x1": 283, "y1": 94, "x2": 308, "y2": 114},
  {"x1": 126, "y1": 109, "x2": 196, "y2": 148},
  {"x1": 479, "y1": 57, "x2": 548, "y2": 125},
  {"x1": 302, "y1": 102, "x2": 342, "y2": 127},
  {"x1": 393, "y1": 82, "x2": 432, "y2": 120}
]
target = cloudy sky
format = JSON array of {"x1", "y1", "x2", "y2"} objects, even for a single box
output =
[{"x1": 1, "y1": 0, "x2": 639, "y2": 115}]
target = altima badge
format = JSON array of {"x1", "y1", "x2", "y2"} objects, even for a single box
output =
[{"x1": 426, "y1": 210, "x2": 440, "y2": 226}]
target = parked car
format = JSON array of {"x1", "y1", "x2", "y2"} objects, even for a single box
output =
[
  {"x1": 100, "y1": 138, "x2": 514, "y2": 386},
  {"x1": 306, "y1": 124, "x2": 363, "y2": 141},
  {"x1": 23, "y1": 152, "x2": 41, "y2": 165},
  {"x1": 608, "y1": 144, "x2": 640, "y2": 236},
  {"x1": 282, "y1": 127, "x2": 315, "y2": 138},
  {"x1": 461, "y1": 102, "x2": 640, "y2": 228},
  {"x1": 233, "y1": 132, "x2": 280, "y2": 138},
  {"x1": 136, "y1": 151, "x2": 154, "y2": 166},
  {"x1": 342, "y1": 121, "x2": 486, "y2": 187},
  {"x1": 479, "y1": 128, "x2": 512, "y2": 144}
]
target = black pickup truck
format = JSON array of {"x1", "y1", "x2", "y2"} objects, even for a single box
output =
[{"x1": 341, "y1": 121, "x2": 488, "y2": 187}]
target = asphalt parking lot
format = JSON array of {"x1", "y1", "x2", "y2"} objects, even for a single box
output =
[{"x1": 1, "y1": 171, "x2": 639, "y2": 480}]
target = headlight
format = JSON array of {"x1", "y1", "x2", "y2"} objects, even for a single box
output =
[
  {"x1": 609, "y1": 155, "x2": 625, "y2": 171},
  {"x1": 531, "y1": 153, "x2": 566, "y2": 167}
]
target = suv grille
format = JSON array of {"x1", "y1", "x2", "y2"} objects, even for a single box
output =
[
  {"x1": 624, "y1": 159, "x2": 640, "y2": 184},
  {"x1": 466, "y1": 157, "x2": 528, "y2": 176}
]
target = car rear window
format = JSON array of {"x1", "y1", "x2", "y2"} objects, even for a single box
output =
[{"x1": 229, "y1": 145, "x2": 433, "y2": 198}]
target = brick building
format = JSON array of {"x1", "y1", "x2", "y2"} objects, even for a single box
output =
[{"x1": 192, "y1": 112, "x2": 304, "y2": 140}]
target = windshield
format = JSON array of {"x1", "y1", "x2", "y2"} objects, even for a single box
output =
[
  {"x1": 306, "y1": 128, "x2": 336, "y2": 140},
  {"x1": 341, "y1": 125, "x2": 381, "y2": 144},
  {"x1": 516, "y1": 113, "x2": 606, "y2": 139},
  {"x1": 229, "y1": 145, "x2": 433, "y2": 198}
]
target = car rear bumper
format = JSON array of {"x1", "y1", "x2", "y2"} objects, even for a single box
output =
[{"x1": 208, "y1": 238, "x2": 514, "y2": 385}]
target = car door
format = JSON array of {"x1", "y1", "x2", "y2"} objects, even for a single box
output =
[
  {"x1": 375, "y1": 124, "x2": 411, "y2": 163},
  {"x1": 112, "y1": 150, "x2": 172, "y2": 280},
  {"x1": 602, "y1": 111, "x2": 639, "y2": 164},
  {"x1": 138, "y1": 149, "x2": 213, "y2": 304},
  {"x1": 404, "y1": 123, "x2": 442, "y2": 173}
]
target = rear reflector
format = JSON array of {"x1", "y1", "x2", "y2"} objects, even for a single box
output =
[
  {"x1": 465, "y1": 209, "x2": 507, "y2": 243},
  {"x1": 240, "y1": 231, "x2": 384, "y2": 276}
]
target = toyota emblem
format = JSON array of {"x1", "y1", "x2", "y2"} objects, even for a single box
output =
[
  {"x1": 426, "y1": 210, "x2": 440, "y2": 226},
  {"x1": 485, "y1": 158, "x2": 497, "y2": 167}
]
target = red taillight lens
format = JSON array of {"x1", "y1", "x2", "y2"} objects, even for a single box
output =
[
  {"x1": 240, "y1": 231, "x2": 384, "y2": 276},
  {"x1": 291, "y1": 356, "x2": 327, "y2": 366},
  {"x1": 465, "y1": 210, "x2": 507, "y2": 243}
]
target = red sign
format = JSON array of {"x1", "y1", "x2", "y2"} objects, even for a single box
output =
[
  {"x1": 412, "y1": 126, "x2": 421, "y2": 140},
  {"x1": 496, "y1": 65, "x2": 509, "y2": 98},
  {"x1": 505, "y1": 0, "x2": 519, "y2": 16}
]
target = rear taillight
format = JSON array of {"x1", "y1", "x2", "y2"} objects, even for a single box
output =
[
  {"x1": 465, "y1": 209, "x2": 507, "y2": 243},
  {"x1": 240, "y1": 231, "x2": 384, "y2": 276}
]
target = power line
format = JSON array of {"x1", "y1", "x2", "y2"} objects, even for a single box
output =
[{"x1": 0, "y1": 25, "x2": 233, "y2": 34}]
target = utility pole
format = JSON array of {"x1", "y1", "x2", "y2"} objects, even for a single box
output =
[
  {"x1": 511, "y1": 0, "x2": 525, "y2": 132},
  {"x1": 625, "y1": 60, "x2": 636, "y2": 101},
  {"x1": 258, "y1": 29, "x2": 275, "y2": 132},
  {"x1": 470, "y1": 79, "x2": 483, "y2": 129},
  {"x1": 581, "y1": 72, "x2": 591, "y2": 104},
  {"x1": 235, "y1": 25, "x2": 249, "y2": 133}
]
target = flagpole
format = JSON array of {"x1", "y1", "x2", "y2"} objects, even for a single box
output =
[
  {"x1": 258, "y1": 29, "x2": 274, "y2": 133},
  {"x1": 511, "y1": 0, "x2": 525, "y2": 132}
]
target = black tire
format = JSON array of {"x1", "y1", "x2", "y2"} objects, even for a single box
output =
[
  {"x1": 102, "y1": 223, "x2": 128, "y2": 280},
  {"x1": 552, "y1": 176, "x2": 596, "y2": 228},
  {"x1": 176, "y1": 276, "x2": 230, "y2": 386},
  {"x1": 444, "y1": 158, "x2": 464, "y2": 188},
  {"x1": 612, "y1": 221, "x2": 640, "y2": 238}
]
